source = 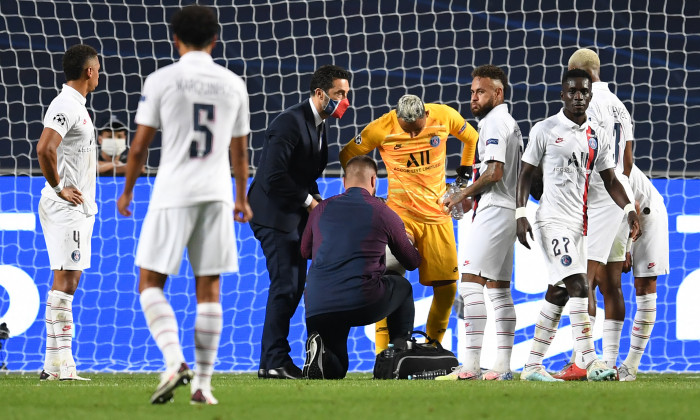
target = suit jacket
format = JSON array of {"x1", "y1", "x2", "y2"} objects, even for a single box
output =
[{"x1": 249, "y1": 100, "x2": 328, "y2": 232}]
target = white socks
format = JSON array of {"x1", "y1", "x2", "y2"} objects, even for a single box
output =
[
  {"x1": 459, "y1": 282, "x2": 486, "y2": 373},
  {"x1": 569, "y1": 297, "x2": 597, "y2": 369},
  {"x1": 602, "y1": 319, "x2": 624, "y2": 368},
  {"x1": 488, "y1": 287, "x2": 516, "y2": 373},
  {"x1": 525, "y1": 300, "x2": 563, "y2": 369},
  {"x1": 140, "y1": 287, "x2": 185, "y2": 370},
  {"x1": 44, "y1": 291, "x2": 59, "y2": 372},
  {"x1": 50, "y1": 290, "x2": 76, "y2": 369},
  {"x1": 193, "y1": 303, "x2": 222, "y2": 393},
  {"x1": 624, "y1": 293, "x2": 657, "y2": 372},
  {"x1": 574, "y1": 315, "x2": 595, "y2": 369}
]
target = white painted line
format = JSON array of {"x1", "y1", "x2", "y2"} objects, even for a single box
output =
[
  {"x1": 0, "y1": 212, "x2": 36, "y2": 231},
  {"x1": 677, "y1": 215, "x2": 700, "y2": 233}
]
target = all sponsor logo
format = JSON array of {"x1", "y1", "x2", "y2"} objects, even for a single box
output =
[
  {"x1": 71, "y1": 249, "x2": 81, "y2": 263},
  {"x1": 560, "y1": 254, "x2": 572, "y2": 266},
  {"x1": 430, "y1": 136, "x2": 440, "y2": 147}
]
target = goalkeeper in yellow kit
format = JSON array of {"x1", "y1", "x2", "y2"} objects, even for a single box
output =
[{"x1": 339, "y1": 94, "x2": 478, "y2": 349}]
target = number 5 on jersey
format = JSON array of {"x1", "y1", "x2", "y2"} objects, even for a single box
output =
[{"x1": 191, "y1": 103, "x2": 214, "y2": 158}]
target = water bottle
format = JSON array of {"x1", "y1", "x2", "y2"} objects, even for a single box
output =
[
  {"x1": 443, "y1": 181, "x2": 464, "y2": 220},
  {"x1": 407, "y1": 369, "x2": 449, "y2": 380}
]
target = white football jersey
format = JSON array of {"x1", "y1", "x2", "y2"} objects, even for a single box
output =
[
  {"x1": 40, "y1": 84, "x2": 97, "y2": 215},
  {"x1": 473, "y1": 103, "x2": 523, "y2": 211},
  {"x1": 522, "y1": 109, "x2": 614, "y2": 233},
  {"x1": 586, "y1": 82, "x2": 635, "y2": 208},
  {"x1": 628, "y1": 164, "x2": 664, "y2": 211},
  {"x1": 136, "y1": 51, "x2": 250, "y2": 209}
]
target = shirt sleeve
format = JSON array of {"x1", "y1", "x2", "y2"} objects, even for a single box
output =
[
  {"x1": 339, "y1": 118, "x2": 385, "y2": 168},
  {"x1": 479, "y1": 119, "x2": 509, "y2": 164},
  {"x1": 43, "y1": 101, "x2": 76, "y2": 139},
  {"x1": 134, "y1": 73, "x2": 162, "y2": 129},
  {"x1": 522, "y1": 123, "x2": 545, "y2": 167},
  {"x1": 594, "y1": 127, "x2": 615, "y2": 172},
  {"x1": 231, "y1": 77, "x2": 251, "y2": 138},
  {"x1": 383, "y1": 206, "x2": 421, "y2": 271},
  {"x1": 444, "y1": 105, "x2": 479, "y2": 167}
]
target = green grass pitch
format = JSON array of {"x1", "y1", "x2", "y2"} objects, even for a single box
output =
[{"x1": 3, "y1": 372, "x2": 700, "y2": 419}]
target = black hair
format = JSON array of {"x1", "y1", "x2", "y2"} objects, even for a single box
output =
[
  {"x1": 171, "y1": 5, "x2": 219, "y2": 48},
  {"x1": 62, "y1": 44, "x2": 98, "y2": 81},
  {"x1": 472, "y1": 65, "x2": 509, "y2": 97},
  {"x1": 309, "y1": 65, "x2": 351, "y2": 94},
  {"x1": 562, "y1": 68, "x2": 592, "y2": 86}
]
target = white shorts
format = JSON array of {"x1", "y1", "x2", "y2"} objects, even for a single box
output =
[
  {"x1": 587, "y1": 204, "x2": 629, "y2": 263},
  {"x1": 458, "y1": 206, "x2": 515, "y2": 281},
  {"x1": 631, "y1": 202, "x2": 669, "y2": 277},
  {"x1": 38, "y1": 197, "x2": 94, "y2": 271},
  {"x1": 136, "y1": 202, "x2": 238, "y2": 276},
  {"x1": 534, "y1": 223, "x2": 586, "y2": 287}
]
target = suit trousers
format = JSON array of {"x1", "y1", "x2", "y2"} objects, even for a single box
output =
[{"x1": 251, "y1": 220, "x2": 308, "y2": 370}]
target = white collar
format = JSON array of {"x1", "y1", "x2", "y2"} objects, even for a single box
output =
[
  {"x1": 308, "y1": 98, "x2": 323, "y2": 127},
  {"x1": 62, "y1": 84, "x2": 86, "y2": 105},
  {"x1": 556, "y1": 108, "x2": 588, "y2": 131}
]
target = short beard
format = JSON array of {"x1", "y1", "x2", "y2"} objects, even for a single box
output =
[{"x1": 472, "y1": 101, "x2": 495, "y2": 118}]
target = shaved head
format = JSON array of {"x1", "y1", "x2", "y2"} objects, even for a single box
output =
[{"x1": 568, "y1": 48, "x2": 601, "y2": 81}]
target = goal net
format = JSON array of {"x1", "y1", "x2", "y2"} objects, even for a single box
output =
[{"x1": 0, "y1": 0, "x2": 698, "y2": 373}]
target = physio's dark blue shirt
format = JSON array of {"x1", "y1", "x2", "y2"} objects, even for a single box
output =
[{"x1": 301, "y1": 187, "x2": 421, "y2": 317}]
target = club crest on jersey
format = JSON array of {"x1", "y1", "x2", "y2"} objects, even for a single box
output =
[
  {"x1": 354, "y1": 134, "x2": 362, "y2": 144},
  {"x1": 486, "y1": 138, "x2": 499, "y2": 146},
  {"x1": 588, "y1": 137, "x2": 598, "y2": 150},
  {"x1": 53, "y1": 113, "x2": 68, "y2": 127},
  {"x1": 430, "y1": 136, "x2": 440, "y2": 147},
  {"x1": 71, "y1": 249, "x2": 81, "y2": 263},
  {"x1": 560, "y1": 255, "x2": 572, "y2": 266}
]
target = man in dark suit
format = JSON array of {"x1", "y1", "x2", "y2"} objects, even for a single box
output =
[{"x1": 249, "y1": 65, "x2": 351, "y2": 379}]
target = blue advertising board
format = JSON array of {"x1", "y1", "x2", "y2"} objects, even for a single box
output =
[{"x1": 0, "y1": 176, "x2": 698, "y2": 372}]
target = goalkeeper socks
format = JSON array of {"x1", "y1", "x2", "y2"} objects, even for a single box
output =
[
  {"x1": 574, "y1": 315, "x2": 595, "y2": 369},
  {"x1": 44, "y1": 290, "x2": 60, "y2": 372},
  {"x1": 525, "y1": 300, "x2": 563, "y2": 369},
  {"x1": 459, "y1": 282, "x2": 486, "y2": 372},
  {"x1": 140, "y1": 287, "x2": 185, "y2": 369},
  {"x1": 193, "y1": 302, "x2": 222, "y2": 393},
  {"x1": 569, "y1": 297, "x2": 597, "y2": 369},
  {"x1": 488, "y1": 287, "x2": 516, "y2": 373},
  {"x1": 602, "y1": 319, "x2": 624, "y2": 368},
  {"x1": 426, "y1": 282, "x2": 457, "y2": 344},
  {"x1": 624, "y1": 293, "x2": 657, "y2": 372},
  {"x1": 374, "y1": 318, "x2": 389, "y2": 355},
  {"x1": 50, "y1": 290, "x2": 76, "y2": 368}
]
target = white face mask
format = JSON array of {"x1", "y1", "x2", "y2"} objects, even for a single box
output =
[{"x1": 101, "y1": 137, "x2": 126, "y2": 157}]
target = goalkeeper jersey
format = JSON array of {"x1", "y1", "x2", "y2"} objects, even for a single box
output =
[{"x1": 340, "y1": 103, "x2": 478, "y2": 224}]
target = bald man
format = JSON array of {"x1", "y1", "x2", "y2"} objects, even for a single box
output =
[{"x1": 554, "y1": 48, "x2": 638, "y2": 381}]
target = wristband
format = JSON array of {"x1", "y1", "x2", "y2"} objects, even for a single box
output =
[
  {"x1": 623, "y1": 203, "x2": 635, "y2": 215},
  {"x1": 515, "y1": 207, "x2": 528, "y2": 219},
  {"x1": 52, "y1": 183, "x2": 62, "y2": 194}
]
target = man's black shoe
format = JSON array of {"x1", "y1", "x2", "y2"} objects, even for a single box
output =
[
  {"x1": 266, "y1": 364, "x2": 302, "y2": 379},
  {"x1": 257, "y1": 368, "x2": 267, "y2": 378}
]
